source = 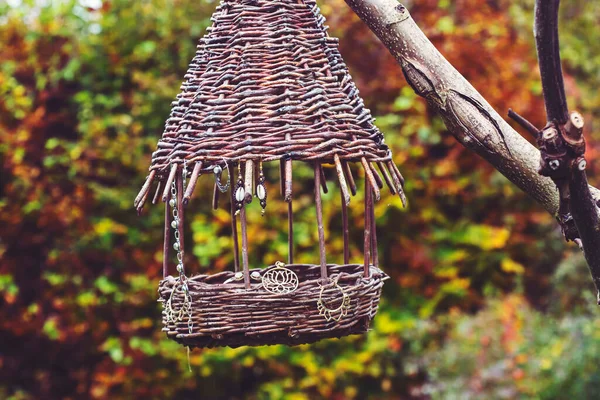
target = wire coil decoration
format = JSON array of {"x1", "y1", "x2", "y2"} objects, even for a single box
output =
[
  {"x1": 260, "y1": 261, "x2": 299, "y2": 295},
  {"x1": 224, "y1": 261, "x2": 299, "y2": 295},
  {"x1": 317, "y1": 276, "x2": 351, "y2": 322}
]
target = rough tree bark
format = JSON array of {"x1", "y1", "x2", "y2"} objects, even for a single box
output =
[{"x1": 343, "y1": 0, "x2": 600, "y2": 295}]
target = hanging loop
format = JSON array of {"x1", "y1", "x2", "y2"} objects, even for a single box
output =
[
  {"x1": 214, "y1": 159, "x2": 231, "y2": 193},
  {"x1": 317, "y1": 275, "x2": 351, "y2": 322}
]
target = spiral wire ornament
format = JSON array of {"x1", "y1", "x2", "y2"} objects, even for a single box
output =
[{"x1": 317, "y1": 276, "x2": 351, "y2": 322}]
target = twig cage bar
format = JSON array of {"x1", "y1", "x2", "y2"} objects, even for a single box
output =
[{"x1": 136, "y1": 0, "x2": 406, "y2": 348}]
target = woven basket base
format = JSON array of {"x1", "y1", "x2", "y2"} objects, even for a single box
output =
[{"x1": 158, "y1": 263, "x2": 387, "y2": 348}]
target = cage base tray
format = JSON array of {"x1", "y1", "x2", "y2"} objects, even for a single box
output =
[{"x1": 158, "y1": 263, "x2": 387, "y2": 348}]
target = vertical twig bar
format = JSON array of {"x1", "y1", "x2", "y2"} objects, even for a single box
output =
[
  {"x1": 361, "y1": 157, "x2": 381, "y2": 201},
  {"x1": 364, "y1": 178, "x2": 372, "y2": 278},
  {"x1": 370, "y1": 198, "x2": 378, "y2": 268},
  {"x1": 341, "y1": 189, "x2": 350, "y2": 265},
  {"x1": 162, "y1": 164, "x2": 178, "y2": 202},
  {"x1": 152, "y1": 180, "x2": 163, "y2": 205},
  {"x1": 314, "y1": 163, "x2": 327, "y2": 279},
  {"x1": 279, "y1": 159, "x2": 286, "y2": 196},
  {"x1": 334, "y1": 154, "x2": 351, "y2": 205},
  {"x1": 342, "y1": 160, "x2": 357, "y2": 196},
  {"x1": 176, "y1": 172, "x2": 185, "y2": 262},
  {"x1": 163, "y1": 192, "x2": 171, "y2": 278},
  {"x1": 370, "y1": 162, "x2": 384, "y2": 189},
  {"x1": 288, "y1": 200, "x2": 294, "y2": 264},
  {"x1": 240, "y1": 206, "x2": 251, "y2": 289},
  {"x1": 183, "y1": 161, "x2": 203, "y2": 205},
  {"x1": 230, "y1": 188, "x2": 240, "y2": 273},
  {"x1": 284, "y1": 158, "x2": 293, "y2": 202},
  {"x1": 212, "y1": 181, "x2": 220, "y2": 210},
  {"x1": 320, "y1": 164, "x2": 329, "y2": 194},
  {"x1": 244, "y1": 160, "x2": 254, "y2": 204}
]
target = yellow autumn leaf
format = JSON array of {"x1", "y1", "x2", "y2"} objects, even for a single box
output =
[{"x1": 501, "y1": 258, "x2": 525, "y2": 274}]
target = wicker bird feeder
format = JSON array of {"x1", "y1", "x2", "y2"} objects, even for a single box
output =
[{"x1": 135, "y1": 0, "x2": 406, "y2": 348}]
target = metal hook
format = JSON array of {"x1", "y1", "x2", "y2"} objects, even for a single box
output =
[{"x1": 214, "y1": 158, "x2": 231, "y2": 193}]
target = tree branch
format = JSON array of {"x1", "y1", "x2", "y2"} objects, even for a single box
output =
[
  {"x1": 343, "y1": 0, "x2": 600, "y2": 213},
  {"x1": 532, "y1": 0, "x2": 600, "y2": 300},
  {"x1": 534, "y1": 0, "x2": 569, "y2": 124},
  {"x1": 343, "y1": 0, "x2": 600, "y2": 296}
]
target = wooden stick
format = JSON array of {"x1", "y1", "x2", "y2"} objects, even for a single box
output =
[
  {"x1": 377, "y1": 161, "x2": 396, "y2": 195},
  {"x1": 341, "y1": 189, "x2": 350, "y2": 265},
  {"x1": 342, "y1": 160, "x2": 357, "y2": 196},
  {"x1": 279, "y1": 159, "x2": 286, "y2": 196},
  {"x1": 370, "y1": 196, "x2": 378, "y2": 268},
  {"x1": 320, "y1": 164, "x2": 328, "y2": 194},
  {"x1": 364, "y1": 178, "x2": 372, "y2": 278},
  {"x1": 176, "y1": 172, "x2": 185, "y2": 263},
  {"x1": 152, "y1": 180, "x2": 163, "y2": 205},
  {"x1": 183, "y1": 161, "x2": 203, "y2": 205},
  {"x1": 136, "y1": 186, "x2": 152, "y2": 215},
  {"x1": 361, "y1": 157, "x2": 381, "y2": 201},
  {"x1": 163, "y1": 191, "x2": 171, "y2": 278},
  {"x1": 284, "y1": 158, "x2": 293, "y2": 202},
  {"x1": 288, "y1": 200, "x2": 294, "y2": 264},
  {"x1": 370, "y1": 162, "x2": 384, "y2": 189},
  {"x1": 240, "y1": 206, "x2": 251, "y2": 289},
  {"x1": 387, "y1": 160, "x2": 407, "y2": 206},
  {"x1": 162, "y1": 164, "x2": 178, "y2": 202},
  {"x1": 212, "y1": 180, "x2": 220, "y2": 210},
  {"x1": 334, "y1": 154, "x2": 351, "y2": 205},
  {"x1": 134, "y1": 170, "x2": 156, "y2": 208},
  {"x1": 389, "y1": 161, "x2": 405, "y2": 187},
  {"x1": 230, "y1": 187, "x2": 240, "y2": 273},
  {"x1": 508, "y1": 109, "x2": 539, "y2": 139},
  {"x1": 244, "y1": 160, "x2": 254, "y2": 204},
  {"x1": 314, "y1": 163, "x2": 327, "y2": 279}
]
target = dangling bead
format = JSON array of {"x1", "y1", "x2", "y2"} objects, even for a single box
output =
[
  {"x1": 235, "y1": 165, "x2": 245, "y2": 211},
  {"x1": 235, "y1": 186, "x2": 246, "y2": 203},
  {"x1": 173, "y1": 242, "x2": 180, "y2": 251},
  {"x1": 169, "y1": 198, "x2": 176, "y2": 208},
  {"x1": 256, "y1": 184, "x2": 266, "y2": 200},
  {"x1": 171, "y1": 220, "x2": 179, "y2": 229},
  {"x1": 257, "y1": 160, "x2": 267, "y2": 216}
]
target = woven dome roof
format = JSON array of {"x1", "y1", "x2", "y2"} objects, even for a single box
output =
[{"x1": 148, "y1": 0, "x2": 393, "y2": 176}]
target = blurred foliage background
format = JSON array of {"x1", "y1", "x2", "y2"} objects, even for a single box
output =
[{"x1": 1, "y1": 0, "x2": 600, "y2": 398}]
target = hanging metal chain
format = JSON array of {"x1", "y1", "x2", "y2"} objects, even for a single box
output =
[{"x1": 164, "y1": 161, "x2": 193, "y2": 334}]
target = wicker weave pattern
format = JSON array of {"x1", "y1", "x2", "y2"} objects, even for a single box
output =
[
  {"x1": 150, "y1": 0, "x2": 391, "y2": 176},
  {"x1": 134, "y1": 0, "x2": 407, "y2": 349},
  {"x1": 159, "y1": 264, "x2": 387, "y2": 348}
]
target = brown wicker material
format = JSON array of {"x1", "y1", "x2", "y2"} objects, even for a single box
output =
[
  {"x1": 159, "y1": 264, "x2": 387, "y2": 348},
  {"x1": 135, "y1": 0, "x2": 407, "y2": 349},
  {"x1": 148, "y1": 0, "x2": 392, "y2": 175}
]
